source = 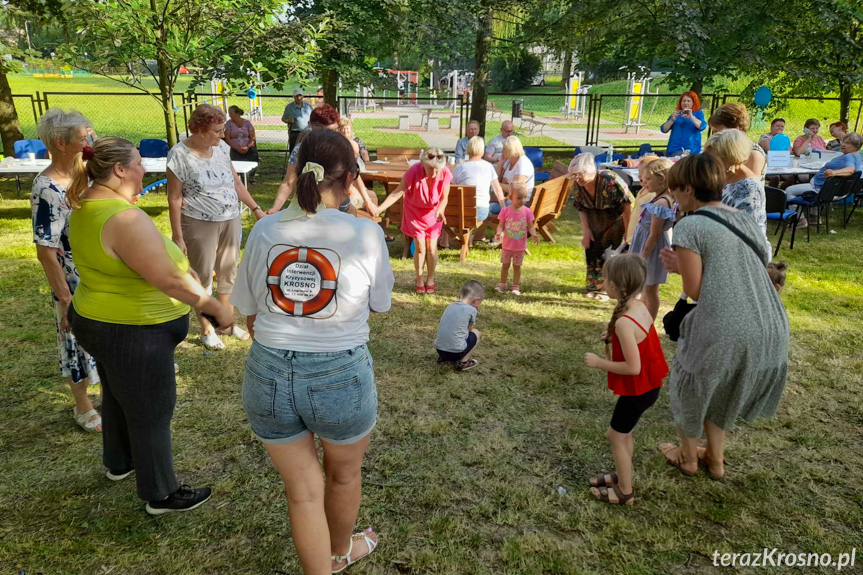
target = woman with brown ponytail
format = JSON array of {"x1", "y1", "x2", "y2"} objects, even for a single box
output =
[
  {"x1": 583, "y1": 254, "x2": 668, "y2": 505},
  {"x1": 232, "y1": 129, "x2": 393, "y2": 573},
  {"x1": 67, "y1": 137, "x2": 233, "y2": 515}
]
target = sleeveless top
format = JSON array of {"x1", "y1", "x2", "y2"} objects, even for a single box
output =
[
  {"x1": 69, "y1": 198, "x2": 191, "y2": 325},
  {"x1": 607, "y1": 315, "x2": 669, "y2": 396}
]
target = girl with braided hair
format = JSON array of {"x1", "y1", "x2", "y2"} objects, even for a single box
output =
[{"x1": 584, "y1": 254, "x2": 668, "y2": 505}]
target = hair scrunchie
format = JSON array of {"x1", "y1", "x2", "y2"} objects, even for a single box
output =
[
  {"x1": 81, "y1": 146, "x2": 94, "y2": 161},
  {"x1": 301, "y1": 161, "x2": 325, "y2": 183}
]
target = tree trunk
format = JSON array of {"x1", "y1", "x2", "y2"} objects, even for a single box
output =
[
  {"x1": 561, "y1": 49, "x2": 572, "y2": 90},
  {"x1": 322, "y1": 69, "x2": 338, "y2": 108},
  {"x1": 0, "y1": 70, "x2": 24, "y2": 157},
  {"x1": 156, "y1": 56, "x2": 178, "y2": 147},
  {"x1": 689, "y1": 79, "x2": 703, "y2": 96},
  {"x1": 470, "y1": 3, "x2": 493, "y2": 137},
  {"x1": 838, "y1": 80, "x2": 851, "y2": 125}
]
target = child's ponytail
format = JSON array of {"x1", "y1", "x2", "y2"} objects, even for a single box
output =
[
  {"x1": 296, "y1": 167, "x2": 323, "y2": 213},
  {"x1": 603, "y1": 254, "x2": 647, "y2": 342},
  {"x1": 294, "y1": 130, "x2": 357, "y2": 214}
]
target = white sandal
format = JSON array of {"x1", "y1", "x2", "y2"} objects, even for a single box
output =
[
  {"x1": 73, "y1": 408, "x2": 102, "y2": 433},
  {"x1": 332, "y1": 529, "x2": 378, "y2": 574},
  {"x1": 201, "y1": 332, "x2": 225, "y2": 350}
]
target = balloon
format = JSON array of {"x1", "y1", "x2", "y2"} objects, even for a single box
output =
[
  {"x1": 769, "y1": 133, "x2": 791, "y2": 151},
  {"x1": 409, "y1": 239, "x2": 416, "y2": 257},
  {"x1": 754, "y1": 86, "x2": 772, "y2": 108},
  {"x1": 247, "y1": 88, "x2": 258, "y2": 99}
]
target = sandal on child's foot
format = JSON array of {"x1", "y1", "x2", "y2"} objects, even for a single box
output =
[
  {"x1": 456, "y1": 358, "x2": 479, "y2": 371},
  {"x1": 415, "y1": 284, "x2": 426, "y2": 294},
  {"x1": 590, "y1": 484, "x2": 635, "y2": 505},
  {"x1": 332, "y1": 529, "x2": 379, "y2": 574},
  {"x1": 659, "y1": 443, "x2": 698, "y2": 477},
  {"x1": 425, "y1": 283, "x2": 436, "y2": 295},
  {"x1": 495, "y1": 283, "x2": 507, "y2": 292},
  {"x1": 588, "y1": 473, "x2": 619, "y2": 488},
  {"x1": 511, "y1": 285, "x2": 521, "y2": 295}
]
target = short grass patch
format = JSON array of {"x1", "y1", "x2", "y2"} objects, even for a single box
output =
[{"x1": 0, "y1": 155, "x2": 861, "y2": 574}]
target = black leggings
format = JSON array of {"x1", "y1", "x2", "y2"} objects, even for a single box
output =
[
  {"x1": 69, "y1": 306, "x2": 189, "y2": 501},
  {"x1": 610, "y1": 387, "x2": 661, "y2": 434}
]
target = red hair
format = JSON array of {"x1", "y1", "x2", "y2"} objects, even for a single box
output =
[
  {"x1": 310, "y1": 104, "x2": 340, "y2": 127},
  {"x1": 188, "y1": 104, "x2": 226, "y2": 133},
  {"x1": 676, "y1": 91, "x2": 701, "y2": 111}
]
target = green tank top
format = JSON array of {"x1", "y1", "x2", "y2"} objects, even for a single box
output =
[{"x1": 70, "y1": 198, "x2": 191, "y2": 325}]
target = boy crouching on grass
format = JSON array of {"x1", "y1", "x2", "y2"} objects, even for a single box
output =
[{"x1": 434, "y1": 280, "x2": 484, "y2": 371}]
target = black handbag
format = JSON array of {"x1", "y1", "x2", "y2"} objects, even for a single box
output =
[{"x1": 661, "y1": 210, "x2": 766, "y2": 341}]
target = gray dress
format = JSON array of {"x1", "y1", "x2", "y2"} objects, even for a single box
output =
[
  {"x1": 669, "y1": 207, "x2": 789, "y2": 438},
  {"x1": 629, "y1": 196, "x2": 675, "y2": 286}
]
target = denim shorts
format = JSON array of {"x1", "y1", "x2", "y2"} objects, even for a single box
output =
[
  {"x1": 489, "y1": 200, "x2": 513, "y2": 215},
  {"x1": 243, "y1": 341, "x2": 378, "y2": 445},
  {"x1": 477, "y1": 205, "x2": 490, "y2": 222}
]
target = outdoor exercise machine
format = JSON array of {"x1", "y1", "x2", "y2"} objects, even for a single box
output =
[
  {"x1": 564, "y1": 71, "x2": 591, "y2": 119},
  {"x1": 623, "y1": 73, "x2": 652, "y2": 134}
]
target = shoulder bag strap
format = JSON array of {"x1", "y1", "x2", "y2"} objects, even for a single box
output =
[{"x1": 688, "y1": 210, "x2": 766, "y2": 264}]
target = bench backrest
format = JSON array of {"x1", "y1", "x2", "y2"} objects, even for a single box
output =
[
  {"x1": 529, "y1": 175, "x2": 572, "y2": 222},
  {"x1": 385, "y1": 182, "x2": 478, "y2": 232},
  {"x1": 521, "y1": 110, "x2": 535, "y2": 119},
  {"x1": 376, "y1": 147, "x2": 422, "y2": 162}
]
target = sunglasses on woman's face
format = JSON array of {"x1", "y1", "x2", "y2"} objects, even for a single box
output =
[{"x1": 427, "y1": 154, "x2": 440, "y2": 160}]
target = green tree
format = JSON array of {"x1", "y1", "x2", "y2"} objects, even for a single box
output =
[
  {"x1": 59, "y1": 0, "x2": 322, "y2": 146},
  {"x1": 490, "y1": 47, "x2": 540, "y2": 91}
]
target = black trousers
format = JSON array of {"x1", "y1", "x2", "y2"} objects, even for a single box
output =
[
  {"x1": 69, "y1": 306, "x2": 189, "y2": 501},
  {"x1": 289, "y1": 130, "x2": 302, "y2": 153}
]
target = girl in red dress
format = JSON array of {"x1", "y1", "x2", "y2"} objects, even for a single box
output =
[{"x1": 584, "y1": 254, "x2": 668, "y2": 505}]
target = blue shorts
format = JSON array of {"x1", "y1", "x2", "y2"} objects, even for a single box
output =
[
  {"x1": 243, "y1": 341, "x2": 378, "y2": 445},
  {"x1": 477, "y1": 206, "x2": 489, "y2": 222},
  {"x1": 436, "y1": 332, "x2": 478, "y2": 363},
  {"x1": 489, "y1": 200, "x2": 512, "y2": 215}
]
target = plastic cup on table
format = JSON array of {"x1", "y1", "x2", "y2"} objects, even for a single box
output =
[{"x1": 27, "y1": 152, "x2": 36, "y2": 161}]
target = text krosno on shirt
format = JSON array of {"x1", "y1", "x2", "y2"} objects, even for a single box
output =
[{"x1": 712, "y1": 549, "x2": 856, "y2": 570}]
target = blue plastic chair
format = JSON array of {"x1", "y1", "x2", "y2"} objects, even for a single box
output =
[
  {"x1": 594, "y1": 152, "x2": 626, "y2": 166},
  {"x1": 14, "y1": 139, "x2": 49, "y2": 159},
  {"x1": 765, "y1": 186, "x2": 798, "y2": 256},
  {"x1": 635, "y1": 143, "x2": 654, "y2": 158},
  {"x1": 524, "y1": 146, "x2": 550, "y2": 183},
  {"x1": 140, "y1": 139, "x2": 168, "y2": 158}
]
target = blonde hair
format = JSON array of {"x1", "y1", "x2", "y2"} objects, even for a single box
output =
[
  {"x1": 704, "y1": 129, "x2": 752, "y2": 165},
  {"x1": 38, "y1": 108, "x2": 92, "y2": 154},
  {"x1": 646, "y1": 158, "x2": 674, "y2": 193},
  {"x1": 67, "y1": 137, "x2": 137, "y2": 210},
  {"x1": 337, "y1": 117, "x2": 353, "y2": 135},
  {"x1": 603, "y1": 254, "x2": 647, "y2": 342},
  {"x1": 503, "y1": 135, "x2": 525, "y2": 162},
  {"x1": 466, "y1": 136, "x2": 484, "y2": 158},
  {"x1": 422, "y1": 147, "x2": 446, "y2": 169}
]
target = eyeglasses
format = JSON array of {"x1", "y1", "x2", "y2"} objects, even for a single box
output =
[{"x1": 427, "y1": 154, "x2": 441, "y2": 160}]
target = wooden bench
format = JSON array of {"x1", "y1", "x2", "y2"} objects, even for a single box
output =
[
  {"x1": 487, "y1": 175, "x2": 572, "y2": 243},
  {"x1": 518, "y1": 110, "x2": 547, "y2": 135},
  {"x1": 383, "y1": 182, "x2": 478, "y2": 263},
  {"x1": 487, "y1": 101, "x2": 503, "y2": 121},
  {"x1": 375, "y1": 147, "x2": 423, "y2": 162}
]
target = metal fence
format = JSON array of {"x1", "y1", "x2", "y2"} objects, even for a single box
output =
[{"x1": 9, "y1": 89, "x2": 863, "y2": 156}]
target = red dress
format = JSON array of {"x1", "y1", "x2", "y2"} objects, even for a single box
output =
[{"x1": 607, "y1": 315, "x2": 668, "y2": 396}]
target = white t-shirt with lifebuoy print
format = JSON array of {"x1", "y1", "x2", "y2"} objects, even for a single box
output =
[{"x1": 231, "y1": 208, "x2": 394, "y2": 352}]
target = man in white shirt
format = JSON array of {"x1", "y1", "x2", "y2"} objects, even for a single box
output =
[
  {"x1": 455, "y1": 121, "x2": 482, "y2": 163},
  {"x1": 483, "y1": 120, "x2": 514, "y2": 163}
]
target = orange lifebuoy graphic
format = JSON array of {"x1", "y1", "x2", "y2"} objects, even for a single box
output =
[{"x1": 267, "y1": 247, "x2": 337, "y2": 316}]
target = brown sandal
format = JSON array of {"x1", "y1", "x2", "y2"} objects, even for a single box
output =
[
  {"x1": 697, "y1": 447, "x2": 726, "y2": 481},
  {"x1": 588, "y1": 473, "x2": 618, "y2": 488},
  {"x1": 659, "y1": 443, "x2": 698, "y2": 477},
  {"x1": 591, "y1": 484, "x2": 635, "y2": 505}
]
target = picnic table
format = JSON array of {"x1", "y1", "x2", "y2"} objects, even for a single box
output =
[
  {"x1": 0, "y1": 157, "x2": 259, "y2": 192},
  {"x1": 361, "y1": 160, "x2": 414, "y2": 185},
  {"x1": 600, "y1": 161, "x2": 825, "y2": 185}
]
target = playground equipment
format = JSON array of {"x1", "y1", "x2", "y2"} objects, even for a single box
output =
[
  {"x1": 374, "y1": 67, "x2": 419, "y2": 103},
  {"x1": 564, "y1": 71, "x2": 591, "y2": 119},
  {"x1": 623, "y1": 73, "x2": 652, "y2": 133}
]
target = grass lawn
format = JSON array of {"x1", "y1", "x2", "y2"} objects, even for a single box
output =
[{"x1": 1, "y1": 157, "x2": 862, "y2": 575}]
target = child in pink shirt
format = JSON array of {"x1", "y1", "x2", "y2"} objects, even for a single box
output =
[{"x1": 494, "y1": 183, "x2": 539, "y2": 295}]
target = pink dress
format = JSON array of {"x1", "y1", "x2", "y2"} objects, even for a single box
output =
[{"x1": 400, "y1": 163, "x2": 453, "y2": 240}]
